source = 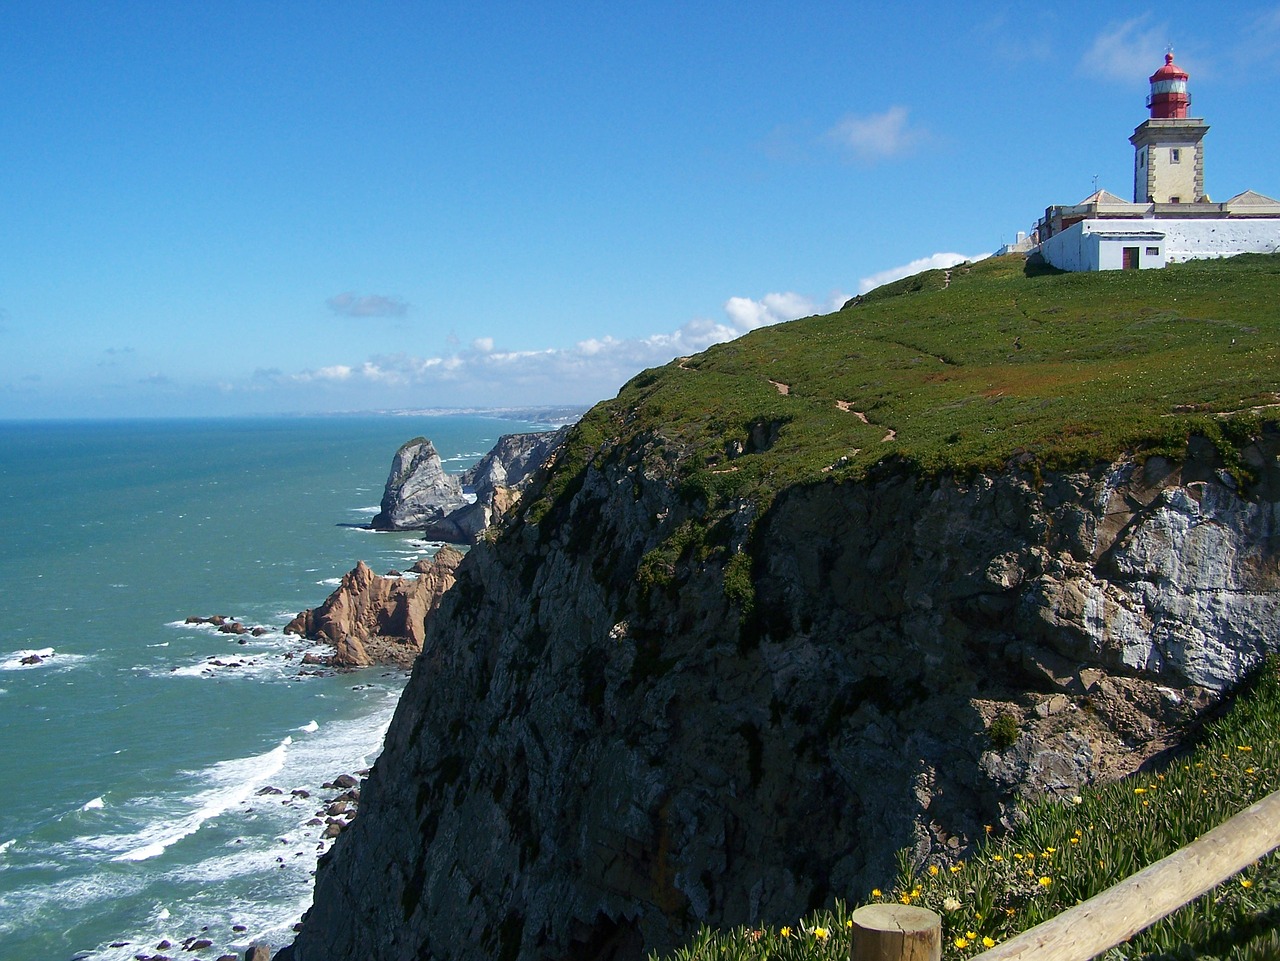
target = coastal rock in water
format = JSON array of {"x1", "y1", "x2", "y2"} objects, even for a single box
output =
[
  {"x1": 369, "y1": 438, "x2": 468, "y2": 534},
  {"x1": 288, "y1": 428, "x2": 1280, "y2": 961},
  {"x1": 284, "y1": 547, "x2": 464, "y2": 667},
  {"x1": 445, "y1": 426, "x2": 572, "y2": 541},
  {"x1": 371, "y1": 429, "x2": 570, "y2": 543},
  {"x1": 460, "y1": 426, "x2": 570, "y2": 497}
]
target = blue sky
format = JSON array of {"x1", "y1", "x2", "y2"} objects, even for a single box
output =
[{"x1": 3, "y1": 2, "x2": 1279, "y2": 418}]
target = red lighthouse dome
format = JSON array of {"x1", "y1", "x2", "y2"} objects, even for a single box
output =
[{"x1": 1148, "y1": 52, "x2": 1190, "y2": 119}]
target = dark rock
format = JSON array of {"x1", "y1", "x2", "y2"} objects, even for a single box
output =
[
  {"x1": 330, "y1": 774, "x2": 358, "y2": 789},
  {"x1": 19, "y1": 654, "x2": 43, "y2": 665},
  {"x1": 218, "y1": 621, "x2": 249, "y2": 635},
  {"x1": 256, "y1": 786, "x2": 284, "y2": 796}
]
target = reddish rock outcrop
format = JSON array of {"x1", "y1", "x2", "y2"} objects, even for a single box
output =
[{"x1": 284, "y1": 547, "x2": 464, "y2": 667}]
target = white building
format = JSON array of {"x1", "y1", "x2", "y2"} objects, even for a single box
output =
[{"x1": 1035, "y1": 53, "x2": 1280, "y2": 273}]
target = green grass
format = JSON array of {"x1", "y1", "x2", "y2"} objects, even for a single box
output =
[
  {"x1": 650, "y1": 658, "x2": 1280, "y2": 961},
  {"x1": 512, "y1": 253, "x2": 1279, "y2": 615},
  {"x1": 550, "y1": 253, "x2": 1280, "y2": 516}
]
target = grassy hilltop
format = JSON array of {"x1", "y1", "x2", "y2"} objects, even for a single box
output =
[{"x1": 563, "y1": 252, "x2": 1279, "y2": 513}]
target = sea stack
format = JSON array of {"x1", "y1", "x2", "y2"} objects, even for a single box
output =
[{"x1": 369, "y1": 438, "x2": 468, "y2": 534}]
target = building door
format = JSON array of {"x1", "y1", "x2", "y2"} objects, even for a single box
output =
[{"x1": 1122, "y1": 247, "x2": 1139, "y2": 270}]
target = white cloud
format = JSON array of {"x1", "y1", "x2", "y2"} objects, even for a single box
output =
[
  {"x1": 1079, "y1": 17, "x2": 1166, "y2": 83},
  {"x1": 857, "y1": 252, "x2": 990, "y2": 295},
  {"x1": 724, "y1": 291, "x2": 825, "y2": 331},
  {"x1": 292, "y1": 364, "x2": 354, "y2": 383},
  {"x1": 250, "y1": 288, "x2": 847, "y2": 407},
  {"x1": 826, "y1": 106, "x2": 926, "y2": 162},
  {"x1": 326, "y1": 292, "x2": 410, "y2": 318}
]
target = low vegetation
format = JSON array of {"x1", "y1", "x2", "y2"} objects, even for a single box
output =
[
  {"x1": 551, "y1": 253, "x2": 1279, "y2": 519},
  {"x1": 652, "y1": 658, "x2": 1280, "y2": 961}
]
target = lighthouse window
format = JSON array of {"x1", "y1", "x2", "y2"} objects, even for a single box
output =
[
  {"x1": 1170, "y1": 148, "x2": 1181, "y2": 163},
  {"x1": 1139, "y1": 150, "x2": 1146, "y2": 167}
]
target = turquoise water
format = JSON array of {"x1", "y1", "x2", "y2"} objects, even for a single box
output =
[{"x1": 0, "y1": 415, "x2": 539, "y2": 961}]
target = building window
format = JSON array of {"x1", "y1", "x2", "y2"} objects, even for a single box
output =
[
  {"x1": 1145, "y1": 246, "x2": 1160, "y2": 256},
  {"x1": 1170, "y1": 148, "x2": 1181, "y2": 163},
  {"x1": 1170, "y1": 196, "x2": 1181, "y2": 203},
  {"x1": 1139, "y1": 149, "x2": 1146, "y2": 168}
]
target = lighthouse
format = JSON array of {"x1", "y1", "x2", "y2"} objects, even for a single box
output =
[{"x1": 1129, "y1": 51, "x2": 1208, "y2": 204}]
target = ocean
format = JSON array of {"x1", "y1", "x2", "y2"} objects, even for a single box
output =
[{"x1": 0, "y1": 414, "x2": 546, "y2": 961}]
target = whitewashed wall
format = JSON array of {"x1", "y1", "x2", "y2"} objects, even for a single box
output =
[{"x1": 1041, "y1": 218, "x2": 1280, "y2": 272}]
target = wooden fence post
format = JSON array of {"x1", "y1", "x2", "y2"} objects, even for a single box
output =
[{"x1": 850, "y1": 903, "x2": 941, "y2": 961}]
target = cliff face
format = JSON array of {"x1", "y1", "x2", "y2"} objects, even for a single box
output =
[{"x1": 286, "y1": 428, "x2": 1280, "y2": 961}]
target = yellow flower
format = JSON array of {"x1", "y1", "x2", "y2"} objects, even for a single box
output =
[
  {"x1": 1134, "y1": 787, "x2": 1147, "y2": 794},
  {"x1": 929, "y1": 864, "x2": 940, "y2": 876},
  {"x1": 780, "y1": 926, "x2": 792, "y2": 938},
  {"x1": 900, "y1": 893, "x2": 913, "y2": 905},
  {"x1": 954, "y1": 936, "x2": 970, "y2": 949},
  {"x1": 1070, "y1": 837, "x2": 1080, "y2": 844},
  {"x1": 846, "y1": 919, "x2": 853, "y2": 929},
  {"x1": 1039, "y1": 876, "x2": 1053, "y2": 887},
  {"x1": 992, "y1": 855, "x2": 1003, "y2": 862},
  {"x1": 950, "y1": 864, "x2": 963, "y2": 874},
  {"x1": 983, "y1": 937, "x2": 997, "y2": 948},
  {"x1": 1071, "y1": 795, "x2": 1082, "y2": 804},
  {"x1": 1241, "y1": 879, "x2": 1254, "y2": 889},
  {"x1": 966, "y1": 931, "x2": 977, "y2": 940},
  {"x1": 1239, "y1": 745, "x2": 1253, "y2": 752},
  {"x1": 813, "y1": 927, "x2": 829, "y2": 941}
]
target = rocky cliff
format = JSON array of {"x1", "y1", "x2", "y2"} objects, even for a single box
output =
[
  {"x1": 284, "y1": 422, "x2": 1280, "y2": 961},
  {"x1": 372, "y1": 429, "x2": 569, "y2": 543},
  {"x1": 284, "y1": 547, "x2": 463, "y2": 667},
  {"x1": 370, "y1": 438, "x2": 469, "y2": 535}
]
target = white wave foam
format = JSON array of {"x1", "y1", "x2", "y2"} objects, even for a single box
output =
[
  {"x1": 298, "y1": 720, "x2": 319, "y2": 733},
  {"x1": 350, "y1": 505, "x2": 381, "y2": 514},
  {"x1": 82, "y1": 796, "x2": 105, "y2": 811},
  {"x1": 0, "y1": 839, "x2": 13, "y2": 856},
  {"x1": 111, "y1": 737, "x2": 292, "y2": 862},
  {"x1": 1, "y1": 648, "x2": 89, "y2": 672},
  {"x1": 317, "y1": 577, "x2": 342, "y2": 587}
]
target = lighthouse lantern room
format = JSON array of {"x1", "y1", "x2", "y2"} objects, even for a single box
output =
[{"x1": 1129, "y1": 52, "x2": 1208, "y2": 204}]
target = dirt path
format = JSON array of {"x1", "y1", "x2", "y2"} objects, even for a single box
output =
[{"x1": 768, "y1": 380, "x2": 790, "y2": 395}]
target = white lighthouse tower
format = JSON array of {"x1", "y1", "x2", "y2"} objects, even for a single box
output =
[{"x1": 1129, "y1": 52, "x2": 1209, "y2": 204}]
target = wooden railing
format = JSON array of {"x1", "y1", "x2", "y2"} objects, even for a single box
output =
[{"x1": 850, "y1": 788, "x2": 1280, "y2": 961}]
